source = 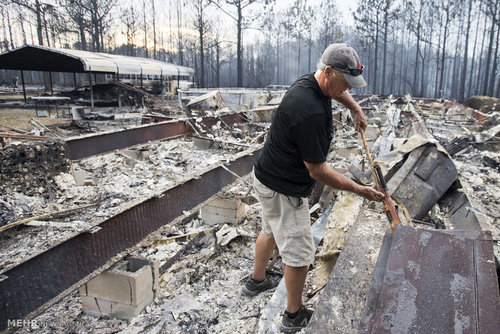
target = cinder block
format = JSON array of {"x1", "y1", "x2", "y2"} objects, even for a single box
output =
[
  {"x1": 81, "y1": 291, "x2": 153, "y2": 319},
  {"x1": 201, "y1": 198, "x2": 246, "y2": 225},
  {"x1": 73, "y1": 169, "x2": 86, "y2": 186},
  {"x1": 128, "y1": 256, "x2": 160, "y2": 293},
  {"x1": 80, "y1": 263, "x2": 152, "y2": 306}
]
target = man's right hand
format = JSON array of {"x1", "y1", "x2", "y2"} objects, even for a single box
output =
[{"x1": 360, "y1": 186, "x2": 385, "y2": 202}]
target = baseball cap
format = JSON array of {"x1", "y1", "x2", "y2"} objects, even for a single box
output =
[{"x1": 320, "y1": 43, "x2": 367, "y2": 88}]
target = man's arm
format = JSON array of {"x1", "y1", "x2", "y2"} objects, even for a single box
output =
[
  {"x1": 304, "y1": 161, "x2": 384, "y2": 202},
  {"x1": 333, "y1": 91, "x2": 367, "y2": 133}
]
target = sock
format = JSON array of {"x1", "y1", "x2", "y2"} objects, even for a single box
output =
[{"x1": 251, "y1": 278, "x2": 264, "y2": 284}]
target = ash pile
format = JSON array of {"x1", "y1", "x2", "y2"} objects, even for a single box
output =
[{"x1": 0, "y1": 141, "x2": 69, "y2": 219}]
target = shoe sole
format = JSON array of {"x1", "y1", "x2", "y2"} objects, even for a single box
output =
[
  {"x1": 241, "y1": 286, "x2": 259, "y2": 296},
  {"x1": 279, "y1": 324, "x2": 305, "y2": 333}
]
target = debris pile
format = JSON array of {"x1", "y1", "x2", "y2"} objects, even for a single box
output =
[
  {"x1": 0, "y1": 141, "x2": 68, "y2": 200},
  {"x1": 1, "y1": 92, "x2": 499, "y2": 333}
]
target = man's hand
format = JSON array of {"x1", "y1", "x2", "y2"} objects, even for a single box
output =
[
  {"x1": 354, "y1": 110, "x2": 367, "y2": 133},
  {"x1": 359, "y1": 185, "x2": 385, "y2": 202},
  {"x1": 304, "y1": 161, "x2": 385, "y2": 202}
]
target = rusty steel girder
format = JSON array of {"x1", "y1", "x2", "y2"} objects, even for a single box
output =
[
  {"x1": 0, "y1": 148, "x2": 260, "y2": 331},
  {"x1": 65, "y1": 112, "x2": 248, "y2": 160}
]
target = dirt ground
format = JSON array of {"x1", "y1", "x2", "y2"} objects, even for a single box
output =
[{"x1": 0, "y1": 108, "x2": 71, "y2": 131}]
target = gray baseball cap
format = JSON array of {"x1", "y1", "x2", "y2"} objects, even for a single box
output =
[{"x1": 320, "y1": 43, "x2": 367, "y2": 88}]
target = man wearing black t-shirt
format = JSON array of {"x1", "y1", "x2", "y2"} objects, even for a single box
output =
[{"x1": 242, "y1": 44, "x2": 385, "y2": 332}]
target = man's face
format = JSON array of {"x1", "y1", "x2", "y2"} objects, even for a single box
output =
[{"x1": 324, "y1": 68, "x2": 352, "y2": 99}]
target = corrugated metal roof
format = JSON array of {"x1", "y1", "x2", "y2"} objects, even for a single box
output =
[{"x1": 0, "y1": 44, "x2": 194, "y2": 76}]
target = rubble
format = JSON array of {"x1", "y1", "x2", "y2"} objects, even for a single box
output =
[{"x1": 1, "y1": 93, "x2": 499, "y2": 333}]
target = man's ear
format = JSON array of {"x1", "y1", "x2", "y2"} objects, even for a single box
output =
[{"x1": 325, "y1": 66, "x2": 334, "y2": 78}]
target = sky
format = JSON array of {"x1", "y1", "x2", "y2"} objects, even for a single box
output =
[{"x1": 273, "y1": 0, "x2": 356, "y2": 26}]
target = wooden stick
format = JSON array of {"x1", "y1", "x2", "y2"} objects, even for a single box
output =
[
  {"x1": 154, "y1": 228, "x2": 214, "y2": 244},
  {"x1": 0, "y1": 132, "x2": 47, "y2": 141},
  {"x1": 0, "y1": 203, "x2": 97, "y2": 233}
]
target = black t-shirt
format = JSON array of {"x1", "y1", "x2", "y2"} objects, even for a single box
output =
[{"x1": 255, "y1": 73, "x2": 333, "y2": 197}]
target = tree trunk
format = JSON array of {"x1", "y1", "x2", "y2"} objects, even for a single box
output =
[
  {"x1": 450, "y1": 21, "x2": 462, "y2": 99},
  {"x1": 19, "y1": 12, "x2": 27, "y2": 45},
  {"x1": 413, "y1": 4, "x2": 423, "y2": 96},
  {"x1": 381, "y1": 12, "x2": 388, "y2": 95},
  {"x1": 216, "y1": 43, "x2": 220, "y2": 87},
  {"x1": 177, "y1": 2, "x2": 183, "y2": 65},
  {"x1": 6, "y1": 8, "x2": 14, "y2": 49},
  {"x1": 297, "y1": 35, "x2": 301, "y2": 77},
  {"x1": 198, "y1": 3, "x2": 205, "y2": 88},
  {"x1": 152, "y1": 0, "x2": 157, "y2": 59},
  {"x1": 143, "y1": 0, "x2": 148, "y2": 58},
  {"x1": 476, "y1": 15, "x2": 488, "y2": 93},
  {"x1": 459, "y1": 0, "x2": 473, "y2": 102},
  {"x1": 487, "y1": 24, "x2": 499, "y2": 97},
  {"x1": 35, "y1": 0, "x2": 44, "y2": 45},
  {"x1": 276, "y1": 30, "x2": 280, "y2": 84},
  {"x1": 236, "y1": 2, "x2": 243, "y2": 87},
  {"x1": 373, "y1": 12, "x2": 380, "y2": 92},
  {"x1": 308, "y1": 35, "x2": 312, "y2": 73},
  {"x1": 468, "y1": 4, "x2": 481, "y2": 97},
  {"x1": 434, "y1": 19, "x2": 442, "y2": 97},
  {"x1": 419, "y1": 42, "x2": 427, "y2": 97},
  {"x1": 439, "y1": 16, "x2": 450, "y2": 97},
  {"x1": 482, "y1": 21, "x2": 496, "y2": 95}
]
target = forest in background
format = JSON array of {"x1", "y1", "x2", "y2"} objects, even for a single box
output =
[{"x1": 1, "y1": 0, "x2": 499, "y2": 102}]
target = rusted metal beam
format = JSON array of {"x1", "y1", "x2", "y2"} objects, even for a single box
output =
[
  {"x1": 0, "y1": 148, "x2": 260, "y2": 331},
  {"x1": 65, "y1": 112, "x2": 248, "y2": 160}
]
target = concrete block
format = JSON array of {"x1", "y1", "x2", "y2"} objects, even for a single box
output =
[
  {"x1": 73, "y1": 169, "x2": 86, "y2": 186},
  {"x1": 201, "y1": 198, "x2": 246, "y2": 225},
  {"x1": 79, "y1": 260, "x2": 153, "y2": 306},
  {"x1": 128, "y1": 256, "x2": 160, "y2": 293},
  {"x1": 81, "y1": 291, "x2": 153, "y2": 319}
]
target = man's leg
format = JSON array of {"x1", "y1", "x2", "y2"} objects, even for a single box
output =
[
  {"x1": 284, "y1": 265, "x2": 308, "y2": 313},
  {"x1": 252, "y1": 232, "x2": 276, "y2": 280}
]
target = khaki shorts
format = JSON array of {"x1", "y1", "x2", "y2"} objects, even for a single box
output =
[{"x1": 253, "y1": 171, "x2": 315, "y2": 267}]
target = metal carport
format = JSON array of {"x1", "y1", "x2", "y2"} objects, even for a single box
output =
[{"x1": 0, "y1": 44, "x2": 194, "y2": 108}]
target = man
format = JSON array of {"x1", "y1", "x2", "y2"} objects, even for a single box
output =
[{"x1": 242, "y1": 43, "x2": 385, "y2": 333}]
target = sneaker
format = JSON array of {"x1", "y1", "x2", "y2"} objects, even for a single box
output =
[
  {"x1": 280, "y1": 305, "x2": 313, "y2": 333},
  {"x1": 242, "y1": 275, "x2": 279, "y2": 296}
]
